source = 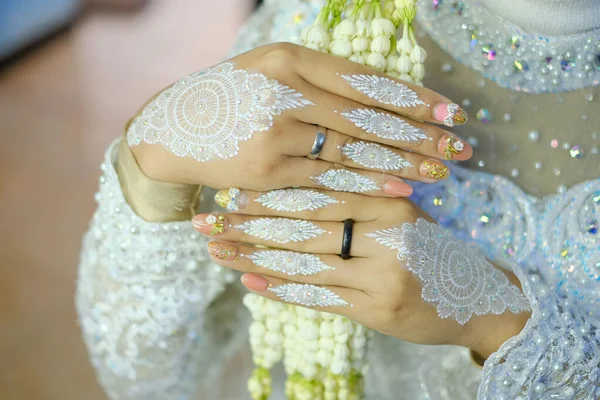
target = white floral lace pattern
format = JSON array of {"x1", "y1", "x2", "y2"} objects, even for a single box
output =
[
  {"x1": 76, "y1": 141, "x2": 242, "y2": 399},
  {"x1": 127, "y1": 62, "x2": 312, "y2": 162},
  {"x1": 367, "y1": 218, "x2": 530, "y2": 325}
]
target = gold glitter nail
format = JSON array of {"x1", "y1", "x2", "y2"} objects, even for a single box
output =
[
  {"x1": 206, "y1": 214, "x2": 227, "y2": 235},
  {"x1": 422, "y1": 160, "x2": 450, "y2": 180},
  {"x1": 443, "y1": 136, "x2": 465, "y2": 160}
]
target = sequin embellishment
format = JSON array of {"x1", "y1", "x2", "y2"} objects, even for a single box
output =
[
  {"x1": 255, "y1": 189, "x2": 338, "y2": 212},
  {"x1": 127, "y1": 62, "x2": 313, "y2": 162},
  {"x1": 270, "y1": 283, "x2": 348, "y2": 307},
  {"x1": 246, "y1": 250, "x2": 334, "y2": 276},
  {"x1": 341, "y1": 75, "x2": 426, "y2": 108},
  {"x1": 342, "y1": 142, "x2": 412, "y2": 170},
  {"x1": 235, "y1": 218, "x2": 325, "y2": 244},
  {"x1": 366, "y1": 218, "x2": 530, "y2": 325},
  {"x1": 341, "y1": 109, "x2": 429, "y2": 143},
  {"x1": 311, "y1": 169, "x2": 380, "y2": 193}
]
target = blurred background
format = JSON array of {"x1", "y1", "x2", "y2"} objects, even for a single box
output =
[{"x1": 0, "y1": 0, "x2": 257, "y2": 398}]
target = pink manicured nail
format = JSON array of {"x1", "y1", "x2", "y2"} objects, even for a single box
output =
[
  {"x1": 438, "y1": 135, "x2": 470, "y2": 160},
  {"x1": 241, "y1": 273, "x2": 269, "y2": 292},
  {"x1": 383, "y1": 179, "x2": 413, "y2": 196},
  {"x1": 208, "y1": 241, "x2": 238, "y2": 260},
  {"x1": 434, "y1": 103, "x2": 468, "y2": 127},
  {"x1": 192, "y1": 214, "x2": 228, "y2": 235}
]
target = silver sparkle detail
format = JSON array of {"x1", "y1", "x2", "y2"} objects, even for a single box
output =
[
  {"x1": 127, "y1": 62, "x2": 313, "y2": 162},
  {"x1": 269, "y1": 283, "x2": 348, "y2": 307},
  {"x1": 246, "y1": 251, "x2": 334, "y2": 276},
  {"x1": 341, "y1": 108, "x2": 429, "y2": 143},
  {"x1": 341, "y1": 75, "x2": 426, "y2": 108},
  {"x1": 366, "y1": 218, "x2": 530, "y2": 325},
  {"x1": 255, "y1": 189, "x2": 337, "y2": 212},
  {"x1": 341, "y1": 142, "x2": 412, "y2": 170},
  {"x1": 235, "y1": 218, "x2": 325, "y2": 244},
  {"x1": 311, "y1": 169, "x2": 380, "y2": 193}
]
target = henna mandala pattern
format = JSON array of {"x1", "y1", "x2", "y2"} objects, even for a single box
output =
[
  {"x1": 341, "y1": 109, "x2": 429, "y2": 143},
  {"x1": 255, "y1": 189, "x2": 338, "y2": 212},
  {"x1": 311, "y1": 170, "x2": 380, "y2": 193},
  {"x1": 270, "y1": 283, "x2": 348, "y2": 307},
  {"x1": 341, "y1": 142, "x2": 412, "y2": 170},
  {"x1": 127, "y1": 62, "x2": 313, "y2": 162},
  {"x1": 235, "y1": 218, "x2": 325, "y2": 244},
  {"x1": 245, "y1": 250, "x2": 334, "y2": 276},
  {"x1": 341, "y1": 75, "x2": 426, "y2": 108},
  {"x1": 366, "y1": 218, "x2": 530, "y2": 325}
]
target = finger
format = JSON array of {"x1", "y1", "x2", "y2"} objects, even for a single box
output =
[
  {"x1": 279, "y1": 157, "x2": 414, "y2": 197},
  {"x1": 290, "y1": 43, "x2": 468, "y2": 127},
  {"x1": 240, "y1": 273, "x2": 369, "y2": 317},
  {"x1": 192, "y1": 213, "x2": 374, "y2": 257},
  {"x1": 213, "y1": 187, "x2": 409, "y2": 222},
  {"x1": 287, "y1": 84, "x2": 472, "y2": 161},
  {"x1": 279, "y1": 123, "x2": 451, "y2": 182},
  {"x1": 206, "y1": 241, "x2": 371, "y2": 289}
]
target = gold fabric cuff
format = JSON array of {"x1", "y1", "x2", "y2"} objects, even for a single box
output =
[{"x1": 116, "y1": 132, "x2": 201, "y2": 222}]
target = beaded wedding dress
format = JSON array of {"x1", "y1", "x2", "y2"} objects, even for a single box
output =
[{"x1": 76, "y1": 0, "x2": 600, "y2": 399}]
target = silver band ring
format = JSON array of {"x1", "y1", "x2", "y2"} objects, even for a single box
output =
[{"x1": 308, "y1": 126, "x2": 327, "y2": 160}]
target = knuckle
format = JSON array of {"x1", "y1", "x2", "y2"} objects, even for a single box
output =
[{"x1": 260, "y1": 42, "x2": 297, "y2": 74}]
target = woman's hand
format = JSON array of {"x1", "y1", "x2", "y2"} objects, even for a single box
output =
[
  {"x1": 128, "y1": 42, "x2": 471, "y2": 197},
  {"x1": 192, "y1": 187, "x2": 531, "y2": 358}
]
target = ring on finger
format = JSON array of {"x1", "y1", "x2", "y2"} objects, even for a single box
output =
[
  {"x1": 341, "y1": 219, "x2": 354, "y2": 259},
  {"x1": 308, "y1": 126, "x2": 327, "y2": 160}
]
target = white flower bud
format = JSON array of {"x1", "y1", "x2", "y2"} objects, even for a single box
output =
[
  {"x1": 410, "y1": 45, "x2": 427, "y2": 63},
  {"x1": 333, "y1": 343, "x2": 350, "y2": 360},
  {"x1": 410, "y1": 62, "x2": 425, "y2": 82},
  {"x1": 305, "y1": 324, "x2": 320, "y2": 340},
  {"x1": 396, "y1": 54, "x2": 413, "y2": 73},
  {"x1": 249, "y1": 322, "x2": 266, "y2": 336},
  {"x1": 404, "y1": 0, "x2": 415, "y2": 6},
  {"x1": 355, "y1": 18, "x2": 371, "y2": 36},
  {"x1": 394, "y1": 0, "x2": 403, "y2": 7},
  {"x1": 386, "y1": 53, "x2": 399, "y2": 71},
  {"x1": 349, "y1": 54, "x2": 366, "y2": 65},
  {"x1": 371, "y1": 18, "x2": 396, "y2": 37},
  {"x1": 330, "y1": 359, "x2": 349, "y2": 375},
  {"x1": 329, "y1": 39, "x2": 352, "y2": 58},
  {"x1": 399, "y1": 73, "x2": 414, "y2": 83},
  {"x1": 303, "y1": 364, "x2": 318, "y2": 379},
  {"x1": 316, "y1": 349, "x2": 332, "y2": 366},
  {"x1": 319, "y1": 337, "x2": 335, "y2": 351},
  {"x1": 303, "y1": 25, "x2": 330, "y2": 48},
  {"x1": 334, "y1": 19, "x2": 357, "y2": 38},
  {"x1": 304, "y1": 309, "x2": 319, "y2": 319},
  {"x1": 263, "y1": 348, "x2": 280, "y2": 367},
  {"x1": 367, "y1": 52, "x2": 387, "y2": 70},
  {"x1": 319, "y1": 321, "x2": 333, "y2": 337},
  {"x1": 265, "y1": 318, "x2": 281, "y2": 331},
  {"x1": 397, "y1": 36, "x2": 413, "y2": 54},
  {"x1": 351, "y1": 36, "x2": 369, "y2": 53},
  {"x1": 370, "y1": 35, "x2": 391, "y2": 55},
  {"x1": 385, "y1": 70, "x2": 400, "y2": 78},
  {"x1": 265, "y1": 331, "x2": 282, "y2": 346},
  {"x1": 305, "y1": 42, "x2": 322, "y2": 52}
]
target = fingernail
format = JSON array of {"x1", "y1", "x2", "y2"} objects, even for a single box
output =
[
  {"x1": 215, "y1": 188, "x2": 247, "y2": 211},
  {"x1": 434, "y1": 103, "x2": 468, "y2": 127},
  {"x1": 208, "y1": 241, "x2": 238, "y2": 260},
  {"x1": 439, "y1": 135, "x2": 469, "y2": 160},
  {"x1": 192, "y1": 214, "x2": 228, "y2": 235},
  {"x1": 421, "y1": 160, "x2": 450, "y2": 180},
  {"x1": 383, "y1": 179, "x2": 413, "y2": 196},
  {"x1": 241, "y1": 273, "x2": 269, "y2": 292}
]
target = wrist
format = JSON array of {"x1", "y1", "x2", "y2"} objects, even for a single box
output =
[{"x1": 462, "y1": 268, "x2": 531, "y2": 360}]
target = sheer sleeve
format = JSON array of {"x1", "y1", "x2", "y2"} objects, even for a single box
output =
[{"x1": 76, "y1": 139, "x2": 247, "y2": 399}]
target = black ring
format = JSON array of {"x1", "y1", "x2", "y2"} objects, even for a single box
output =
[{"x1": 341, "y1": 219, "x2": 354, "y2": 260}]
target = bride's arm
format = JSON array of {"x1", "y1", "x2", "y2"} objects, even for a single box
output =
[{"x1": 76, "y1": 138, "x2": 243, "y2": 400}]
